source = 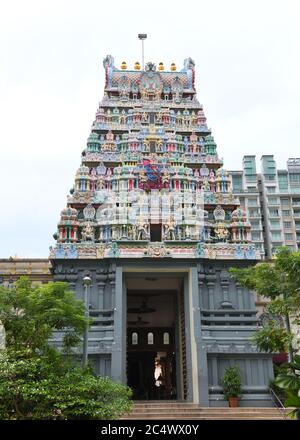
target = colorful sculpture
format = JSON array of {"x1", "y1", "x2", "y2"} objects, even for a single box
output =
[{"x1": 51, "y1": 56, "x2": 259, "y2": 261}]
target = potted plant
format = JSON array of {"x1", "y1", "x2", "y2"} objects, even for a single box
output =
[{"x1": 221, "y1": 365, "x2": 242, "y2": 407}]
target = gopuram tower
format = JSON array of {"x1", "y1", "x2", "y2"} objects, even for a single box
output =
[{"x1": 50, "y1": 56, "x2": 273, "y2": 406}]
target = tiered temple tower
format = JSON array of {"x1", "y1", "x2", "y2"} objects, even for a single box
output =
[{"x1": 50, "y1": 56, "x2": 273, "y2": 406}]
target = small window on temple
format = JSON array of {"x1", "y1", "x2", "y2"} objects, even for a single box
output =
[
  {"x1": 163, "y1": 332, "x2": 170, "y2": 345},
  {"x1": 133, "y1": 94, "x2": 137, "y2": 100},
  {"x1": 150, "y1": 224, "x2": 162, "y2": 242},
  {"x1": 150, "y1": 140, "x2": 156, "y2": 153},
  {"x1": 147, "y1": 332, "x2": 154, "y2": 345},
  {"x1": 164, "y1": 95, "x2": 169, "y2": 101},
  {"x1": 132, "y1": 332, "x2": 138, "y2": 345}
]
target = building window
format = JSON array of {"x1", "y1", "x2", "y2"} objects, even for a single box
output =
[
  {"x1": 287, "y1": 245, "x2": 295, "y2": 250},
  {"x1": 147, "y1": 332, "x2": 154, "y2": 345},
  {"x1": 270, "y1": 220, "x2": 280, "y2": 228},
  {"x1": 269, "y1": 209, "x2": 279, "y2": 217},
  {"x1": 163, "y1": 332, "x2": 170, "y2": 345},
  {"x1": 249, "y1": 209, "x2": 259, "y2": 217},
  {"x1": 268, "y1": 197, "x2": 278, "y2": 205},
  {"x1": 248, "y1": 198, "x2": 258, "y2": 207},
  {"x1": 271, "y1": 232, "x2": 282, "y2": 240},
  {"x1": 284, "y1": 221, "x2": 292, "y2": 228},
  {"x1": 266, "y1": 187, "x2": 276, "y2": 193},
  {"x1": 250, "y1": 220, "x2": 260, "y2": 228},
  {"x1": 285, "y1": 233, "x2": 294, "y2": 241},
  {"x1": 281, "y1": 198, "x2": 290, "y2": 206},
  {"x1": 289, "y1": 173, "x2": 300, "y2": 185},
  {"x1": 278, "y1": 174, "x2": 288, "y2": 190},
  {"x1": 132, "y1": 332, "x2": 138, "y2": 345},
  {"x1": 282, "y1": 210, "x2": 291, "y2": 217},
  {"x1": 247, "y1": 187, "x2": 258, "y2": 193},
  {"x1": 251, "y1": 232, "x2": 261, "y2": 241}
]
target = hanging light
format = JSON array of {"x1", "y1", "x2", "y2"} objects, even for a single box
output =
[
  {"x1": 127, "y1": 316, "x2": 150, "y2": 326},
  {"x1": 127, "y1": 299, "x2": 156, "y2": 314}
]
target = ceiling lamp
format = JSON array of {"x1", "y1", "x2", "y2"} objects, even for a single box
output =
[
  {"x1": 127, "y1": 300, "x2": 156, "y2": 314},
  {"x1": 127, "y1": 316, "x2": 150, "y2": 326}
]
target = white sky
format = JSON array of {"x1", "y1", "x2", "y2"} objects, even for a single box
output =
[{"x1": 0, "y1": 0, "x2": 299, "y2": 257}]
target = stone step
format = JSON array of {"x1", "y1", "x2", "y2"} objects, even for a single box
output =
[
  {"x1": 133, "y1": 405, "x2": 278, "y2": 413},
  {"x1": 121, "y1": 413, "x2": 284, "y2": 420},
  {"x1": 121, "y1": 404, "x2": 286, "y2": 420},
  {"x1": 121, "y1": 416, "x2": 283, "y2": 420},
  {"x1": 130, "y1": 409, "x2": 282, "y2": 414}
]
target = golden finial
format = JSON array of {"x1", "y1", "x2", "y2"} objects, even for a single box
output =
[
  {"x1": 134, "y1": 61, "x2": 141, "y2": 70},
  {"x1": 170, "y1": 62, "x2": 176, "y2": 71},
  {"x1": 121, "y1": 61, "x2": 127, "y2": 70},
  {"x1": 158, "y1": 62, "x2": 164, "y2": 71}
]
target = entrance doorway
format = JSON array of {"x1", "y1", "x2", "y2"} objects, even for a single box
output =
[
  {"x1": 150, "y1": 224, "x2": 162, "y2": 242},
  {"x1": 126, "y1": 275, "x2": 185, "y2": 400}
]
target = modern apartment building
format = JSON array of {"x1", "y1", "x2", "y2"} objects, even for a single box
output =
[{"x1": 230, "y1": 156, "x2": 300, "y2": 258}]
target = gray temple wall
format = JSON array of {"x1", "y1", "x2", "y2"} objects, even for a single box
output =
[
  {"x1": 51, "y1": 260, "x2": 116, "y2": 377},
  {"x1": 197, "y1": 261, "x2": 274, "y2": 406},
  {"x1": 51, "y1": 258, "x2": 274, "y2": 406}
]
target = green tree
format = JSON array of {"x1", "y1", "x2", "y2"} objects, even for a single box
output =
[
  {"x1": 0, "y1": 277, "x2": 87, "y2": 351},
  {"x1": 274, "y1": 354, "x2": 300, "y2": 419},
  {"x1": 0, "y1": 277, "x2": 132, "y2": 419},
  {"x1": 230, "y1": 248, "x2": 300, "y2": 359}
]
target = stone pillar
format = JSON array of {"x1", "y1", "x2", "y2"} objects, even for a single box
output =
[
  {"x1": 111, "y1": 265, "x2": 126, "y2": 383},
  {"x1": 206, "y1": 270, "x2": 216, "y2": 310},
  {"x1": 192, "y1": 267, "x2": 209, "y2": 406},
  {"x1": 220, "y1": 269, "x2": 232, "y2": 309}
]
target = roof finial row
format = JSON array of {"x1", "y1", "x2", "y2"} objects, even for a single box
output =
[{"x1": 121, "y1": 61, "x2": 177, "y2": 71}]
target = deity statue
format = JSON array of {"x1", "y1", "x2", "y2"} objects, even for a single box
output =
[
  {"x1": 162, "y1": 169, "x2": 170, "y2": 187},
  {"x1": 81, "y1": 223, "x2": 94, "y2": 241},
  {"x1": 163, "y1": 217, "x2": 176, "y2": 240},
  {"x1": 135, "y1": 216, "x2": 149, "y2": 240},
  {"x1": 214, "y1": 224, "x2": 229, "y2": 242},
  {"x1": 201, "y1": 179, "x2": 210, "y2": 192}
]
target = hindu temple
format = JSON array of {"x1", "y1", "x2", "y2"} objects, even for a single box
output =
[{"x1": 49, "y1": 56, "x2": 274, "y2": 406}]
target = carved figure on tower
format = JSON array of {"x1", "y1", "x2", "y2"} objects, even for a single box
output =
[{"x1": 163, "y1": 217, "x2": 177, "y2": 240}]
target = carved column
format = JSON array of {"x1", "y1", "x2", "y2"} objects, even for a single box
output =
[
  {"x1": 220, "y1": 269, "x2": 232, "y2": 309},
  {"x1": 206, "y1": 270, "x2": 216, "y2": 310},
  {"x1": 236, "y1": 281, "x2": 243, "y2": 310}
]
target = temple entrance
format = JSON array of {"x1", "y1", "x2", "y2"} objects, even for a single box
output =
[
  {"x1": 150, "y1": 224, "x2": 162, "y2": 242},
  {"x1": 126, "y1": 275, "x2": 185, "y2": 400}
]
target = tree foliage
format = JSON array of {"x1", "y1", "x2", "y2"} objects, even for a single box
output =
[
  {"x1": 221, "y1": 365, "x2": 242, "y2": 400},
  {"x1": 251, "y1": 323, "x2": 293, "y2": 353},
  {"x1": 274, "y1": 354, "x2": 300, "y2": 419},
  {"x1": 0, "y1": 277, "x2": 87, "y2": 351},
  {"x1": 230, "y1": 248, "x2": 300, "y2": 354},
  {"x1": 0, "y1": 348, "x2": 132, "y2": 420},
  {"x1": 0, "y1": 277, "x2": 132, "y2": 419}
]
